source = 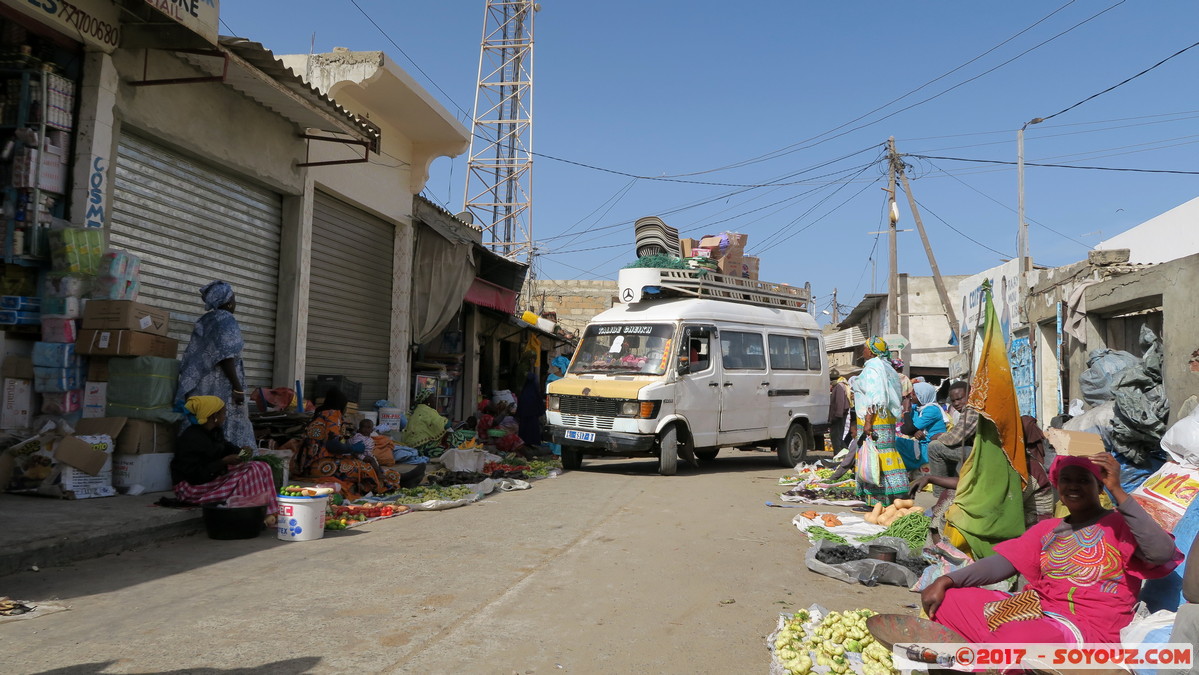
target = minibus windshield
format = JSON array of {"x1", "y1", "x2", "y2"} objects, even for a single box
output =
[{"x1": 571, "y1": 324, "x2": 675, "y2": 375}]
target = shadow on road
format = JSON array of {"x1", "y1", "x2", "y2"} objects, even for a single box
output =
[
  {"x1": 573, "y1": 449, "x2": 834, "y2": 477},
  {"x1": 35, "y1": 657, "x2": 323, "y2": 674}
]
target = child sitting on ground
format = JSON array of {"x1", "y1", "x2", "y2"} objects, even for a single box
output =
[{"x1": 349, "y1": 419, "x2": 376, "y2": 456}]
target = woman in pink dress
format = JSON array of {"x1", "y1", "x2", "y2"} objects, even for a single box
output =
[{"x1": 921, "y1": 453, "x2": 1182, "y2": 644}]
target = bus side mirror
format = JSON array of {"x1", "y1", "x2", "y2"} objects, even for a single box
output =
[{"x1": 677, "y1": 360, "x2": 690, "y2": 376}]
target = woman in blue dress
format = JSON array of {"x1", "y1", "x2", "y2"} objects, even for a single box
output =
[{"x1": 175, "y1": 281, "x2": 254, "y2": 448}]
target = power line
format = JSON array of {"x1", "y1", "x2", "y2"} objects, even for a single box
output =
[
  {"x1": 754, "y1": 166, "x2": 884, "y2": 255},
  {"x1": 910, "y1": 197, "x2": 1013, "y2": 258},
  {"x1": 346, "y1": 0, "x2": 471, "y2": 118},
  {"x1": 219, "y1": 17, "x2": 237, "y2": 35},
  {"x1": 907, "y1": 153, "x2": 1199, "y2": 175},
  {"x1": 922, "y1": 159, "x2": 1093, "y2": 249},
  {"x1": 1037, "y1": 39, "x2": 1199, "y2": 124}
]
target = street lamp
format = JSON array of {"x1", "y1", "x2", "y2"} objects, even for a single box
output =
[{"x1": 1017, "y1": 116, "x2": 1044, "y2": 277}]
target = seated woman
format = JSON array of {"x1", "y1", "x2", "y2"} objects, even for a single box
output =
[
  {"x1": 171, "y1": 396, "x2": 279, "y2": 517},
  {"x1": 897, "y1": 382, "x2": 948, "y2": 477},
  {"x1": 293, "y1": 388, "x2": 413, "y2": 499},
  {"x1": 477, "y1": 400, "x2": 529, "y2": 458},
  {"x1": 921, "y1": 453, "x2": 1182, "y2": 644}
]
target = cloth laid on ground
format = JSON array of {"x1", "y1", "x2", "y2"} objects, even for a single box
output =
[
  {"x1": 0, "y1": 598, "x2": 68, "y2": 624},
  {"x1": 791, "y1": 512, "x2": 885, "y2": 544},
  {"x1": 946, "y1": 282, "x2": 1028, "y2": 559}
]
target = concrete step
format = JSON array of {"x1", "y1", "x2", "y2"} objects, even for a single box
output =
[{"x1": 0, "y1": 493, "x2": 204, "y2": 577}]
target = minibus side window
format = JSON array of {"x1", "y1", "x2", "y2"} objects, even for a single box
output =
[
  {"x1": 806, "y1": 337, "x2": 823, "y2": 372},
  {"x1": 768, "y1": 334, "x2": 808, "y2": 370},
  {"x1": 680, "y1": 327, "x2": 712, "y2": 374},
  {"x1": 723, "y1": 331, "x2": 765, "y2": 370}
]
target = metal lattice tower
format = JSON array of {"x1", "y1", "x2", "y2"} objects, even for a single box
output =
[{"x1": 463, "y1": 0, "x2": 537, "y2": 263}]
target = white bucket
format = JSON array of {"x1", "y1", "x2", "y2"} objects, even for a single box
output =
[
  {"x1": 378, "y1": 407, "x2": 404, "y2": 439},
  {"x1": 276, "y1": 495, "x2": 328, "y2": 542}
]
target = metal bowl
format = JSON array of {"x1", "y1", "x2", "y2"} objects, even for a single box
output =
[{"x1": 865, "y1": 613, "x2": 966, "y2": 650}]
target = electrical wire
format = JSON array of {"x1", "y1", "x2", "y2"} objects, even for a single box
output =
[
  {"x1": 921, "y1": 159, "x2": 1093, "y2": 248},
  {"x1": 909, "y1": 196, "x2": 1013, "y2": 258},
  {"x1": 347, "y1": 0, "x2": 472, "y2": 119},
  {"x1": 907, "y1": 153, "x2": 1199, "y2": 175},
  {"x1": 908, "y1": 115, "x2": 1199, "y2": 154},
  {"x1": 753, "y1": 165, "x2": 885, "y2": 255},
  {"x1": 219, "y1": 18, "x2": 237, "y2": 36},
  {"x1": 1036, "y1": 39, "x2": 1199, "y2": 124}
]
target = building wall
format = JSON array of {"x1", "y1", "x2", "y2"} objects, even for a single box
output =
[
  {"x1": 535, "y1": 280, "x2": 619, "y2": 336},
  {"x1": 898, "y1": 273, "x2": 968, "y2": 370}
]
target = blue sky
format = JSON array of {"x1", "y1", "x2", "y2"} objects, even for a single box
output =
[{"x1": 222, "y1": 1, "x2": 1199, "y2": 318}]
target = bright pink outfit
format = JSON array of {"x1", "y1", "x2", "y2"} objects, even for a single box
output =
[{"x1": 936, "y1": 513, "x2": 1182, "y2": 643}]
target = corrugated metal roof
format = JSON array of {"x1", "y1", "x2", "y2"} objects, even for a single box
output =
[{"x1": 177, "y1": 37, "x2": 381, "y2": 148}]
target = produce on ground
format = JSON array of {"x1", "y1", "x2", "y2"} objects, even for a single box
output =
[
  {"x1": 800, "y1": 511, "x2": 819, "y2": 520},
  {"x1": 814, "y1": 545, "x2": 867, "y2": 565},
  {"x1": 820, "y1": 514, "x2": 844, "y2": 527},
  {"x1": 862, "y1": 499, "x2": 923, "y2": 526},
  {"x1": 788, "y1": 484, "x2": 857, "y2": 501},
  {"x1": 429, "y1": 471, "x2": 491, "y2": 486},
  {"x1": 382, "y1": 485, "x2": 474, "y2": 504},
  {"x1": 525, "y1": 458, "x2": 561, "y2": 478},
  {"x1": 773, "y1": 609, "x2": 897, "y2": 675},
  {"x1": 859, "y1": 512, "x2": 932, "y2": 552},
  {"x1": 807, "y1": 526, "x2": 848, "y2": 545}
]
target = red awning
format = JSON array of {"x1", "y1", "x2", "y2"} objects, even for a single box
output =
[{"x1": 464, "y1": 277, "x2": 517, "y2": 313}]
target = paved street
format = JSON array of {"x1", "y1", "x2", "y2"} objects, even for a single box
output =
[{"x1": 2, "y1": 454, "x2": 916, "y2": 674}]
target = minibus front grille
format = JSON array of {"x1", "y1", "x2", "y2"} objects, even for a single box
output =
[
  {"x1": 559, "y1": 414, "x2": 616, "y2": 430},
  {"x1": 559, "y1": 395, "x2": 621, "y2": 417}
]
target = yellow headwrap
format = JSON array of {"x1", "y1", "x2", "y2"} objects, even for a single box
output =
[{"x1": 185, "y1": 396, "x2": 226, "y2": 425}]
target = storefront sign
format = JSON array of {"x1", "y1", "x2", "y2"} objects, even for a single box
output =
[
  {"x1": 142, "y1": 0, "x2": 219, "y2": 46},
  {"x1": 5, "y1": 0, "x2": 122, "y2": 52}
]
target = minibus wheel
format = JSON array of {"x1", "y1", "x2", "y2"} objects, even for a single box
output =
[
  {"x1": 658, "y1": 426, "x2": 679, "y2": 476},
  {"x1": 776, "y1": 423, "x2": 808, "y2": 467},
  {"x1": 562, "y1": 447, "x2": 583, "y2": 470}
]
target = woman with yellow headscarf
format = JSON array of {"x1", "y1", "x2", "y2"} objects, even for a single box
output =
[
  {"x1": 850, "y1": 337, "x2": 908, "y2": 506},
  {"x1": 171, "y1": 396, "x2": 278, "y2": 516}
]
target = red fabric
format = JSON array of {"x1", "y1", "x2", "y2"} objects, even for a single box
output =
[
  {"x1": 464, "y1": 277, "x2": 517, "y2": 313},
  {"x1": 934, "y1": 587, "x2": 1075, "y2": 643},
  {"x1": 992, "y1": 515, "x2": 1180, "y2": 642},
  {"x1": 1047, "y1": 455, "x2": 1104, "y2": 488},
  {"x1": 174, "y1": 462, "x2": 279, "y2": 515}
]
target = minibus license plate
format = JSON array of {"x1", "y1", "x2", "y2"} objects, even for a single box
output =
[{"x1": 565, "y1": 430, "x2": 595, "y2": 442}]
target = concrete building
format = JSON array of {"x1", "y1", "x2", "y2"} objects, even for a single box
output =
[
  {"x1": 825, "y1": 274, "x2": 966, "y2": 380},
  {"x1": 534, "y1": 280, "x2": 619, "y2": 337},
  {"x1": 1094, "y1": 196, "x2": 1199, "y2": 265}
]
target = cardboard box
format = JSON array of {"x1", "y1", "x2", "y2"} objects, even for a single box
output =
[
  {"x1": 76, "y1": 329, "x2": 178, "y2": 359},
  {"x1": 725, "y1": 231, "x2": 749, "y2": 249},
  {"x1": 116, "y1": 419, "x2": 174, "y2": 454},
  {"x1": 2, "y1": 356, "x2": 33, "y2": 380},
  {"x1": 81, "y1": 300, "x2": 170, "y2": 336},
  {"x1": 113, "y1": 453, "x2": 174, "y2": 492},
  {"x1": 87, "y1": 358, "x2": 109, "y2": 382},
  {"x1": 680, "y1": 238, "x2": 699, "y2": 258},
  {"x1": 698, "y1": 235, "x2": 725, "y2": 257},
  {"x1": 742, "y1": 255, "x2": 760, "y2": 281},
  {"x1": 82, "y1": 382, "x2": 106, "y2": 418},
  {"x1": 1044, "y1": 428, "x2": 1106, "y2": 457},
  {"x1": 718, "y1": 251, "x2": 744, "y2": 276},
  {"x1": 1, "y1": 378, "x2": 32, "y2": 430}
]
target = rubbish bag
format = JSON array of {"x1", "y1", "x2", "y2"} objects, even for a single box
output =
[
  {"x1": 1160, "y1": 403, "x2": 1199, "y2": 467},
  {"x1": 1080, "y1": 348, "x2": 1140, "y2": 406},
  {"x1": 1110, "y1": 327, "x2": 1170, "y2": 467},
  {"x1": 804, "y1": 537, "x2": 920, "y2": 587},
  {"x1": 1119, "y1": 606, "x2": 1177, "y2": 675}
]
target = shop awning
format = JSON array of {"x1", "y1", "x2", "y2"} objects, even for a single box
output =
[
  {"x1": 173, "y1": 37, "x2": 382, "y2": 149},
  {"x1": 465, "y1": 278, "x2": 518, "y2": 314}
]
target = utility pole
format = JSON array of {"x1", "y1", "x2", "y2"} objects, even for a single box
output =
[
  {"x1": 1017, "y1": 117, "x2": 1042, "y2": 316},
  {"x1": 886, "y1": 137, "x2": 900, "y2": 335},
  {"x1": 893, "y1": 142, "x2": 959, "y2": 334},
  {"x1": 831, "y1": 288, "x2": 839, "y2": 324}
]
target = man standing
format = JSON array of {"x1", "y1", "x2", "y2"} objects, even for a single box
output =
[
  {"x1": 925, "y1": 381, "x2": 976, "y2": 494},
  {"x1": 828, "y1": 369, "x2": 852, "y2": 456}
]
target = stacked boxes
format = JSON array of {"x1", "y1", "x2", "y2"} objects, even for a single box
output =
[
  {"x1": 76, "y1": 300, "x2": 176, "y2": 358},
  {"x1": 93, "y1": 250, "x2": 141, "y2": 301},
  {"x1": 48, "y1": 228, "x2": 104, "y2": 276},
  {"x1": 685, "y1": 232, "x2": 759, "y2": 280}
]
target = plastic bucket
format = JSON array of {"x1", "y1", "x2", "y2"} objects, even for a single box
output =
[
  {"x1": 378, "y1": 407, "x2": 404, "y2": 438},
  {"x1": 277, "y1": 495, "x2": 328, "y2": 542}
]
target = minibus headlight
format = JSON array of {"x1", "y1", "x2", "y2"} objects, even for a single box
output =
[
  {"x1": 620, "y1": 401, "x2": 639, "y2": 416},
  {"x1": 548, "y1": 395, "x2": 560, "y2": 411}
]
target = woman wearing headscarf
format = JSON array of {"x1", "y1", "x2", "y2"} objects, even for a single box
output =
[
  {"x1": 850, "y1": 337, "x2": 907, "y2": 506},
  {"x1": 922, "y1": 453, "x2": 1181, "y2": 645},
  {"x1": 176, "y1": 281, "x2": 253, "y2": 448},
  {"x1": 898, "y1": 381, "x2": 949, "y2": 473},
  {"x1": 171, "y1": 396, "x2": 278, "y2": 516},
  {"x1": 293, "y1": 387, "x2": 412, "y2": 499}
]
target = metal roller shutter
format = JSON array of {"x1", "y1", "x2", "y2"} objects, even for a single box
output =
[
  {"x1": 110, "y1": 133, "x2": 283, "y2": 386},
  {"x1": 305, "y1": 192, "x2": 394, "y2": 404}
]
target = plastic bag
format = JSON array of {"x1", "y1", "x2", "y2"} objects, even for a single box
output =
[
  {"x1": 1120, "y1": 607, "x2": 1177, "y2": 675},
  {"x1": 1080, "y1": 348, "x2": 1140, "y2": 406},
  {"x1": 855, "y1": 437, "x2": 882, "y2": 489},
  {"x1": 439, "y1": 448, "x2": 485, "y2": 473},
  {"x1": 1161, "y1": 404, "x2": 1199, "y2": 467},
  {"x1": 804, "y1": 537, "x2": 921, "y2": 587}
]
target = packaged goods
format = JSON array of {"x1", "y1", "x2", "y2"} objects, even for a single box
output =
[
  {"x1": 81, "y1": 300, "x2": 170, "y2": 336},
  {"x1": 32, "y1": 342, "x2": 82, "y2": 368},
  {"x1": 105, "y1": 357, "x2": 180, "y2": 423},
  {"x1": 41, "y1": 390, "x2": 81, "y2": 415},
  {"x1": 75, "y1": 329, "x2": 178, "y2": 359},
  {"x1": 40, "y1": 318, "x2": 77, "y2": 343},
  {"x1": 33, "y1": 366, "x2": 84, "y2": 393}
]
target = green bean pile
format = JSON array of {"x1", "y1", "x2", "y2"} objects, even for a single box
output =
[
  {"x1": 859, "y1": 513, "x2": 931, "y2": 552},
  {"x1": 807, "y1": 526, "x2": 849, "y2": 545}
]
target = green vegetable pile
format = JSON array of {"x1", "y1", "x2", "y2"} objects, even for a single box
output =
[
  {"x1": 525, "y1": 458, "x2": 561, "y2": 478},
  {"x1": 383, "y1": 485, "x2": 474, "y2": 505},
  {"x1": 622, "y1": 254, "x2": 689, "y2": 270},
  {"x1": 772, "y1": 608, "x2": 897, "y2": 675},
  {"x1": 859, "y1": 512, "x2": 931, "y2": 552},
  {"x1": 807, "y1": 526, "x2": 848, "y2": 545},
  {"x1": 252, "y1": 454, "x2": 283, "y2": 470}
]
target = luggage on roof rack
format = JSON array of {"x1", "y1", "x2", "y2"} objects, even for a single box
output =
[{"x1": 616, "y1": 267, "x2": 811, "y2": 312}]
